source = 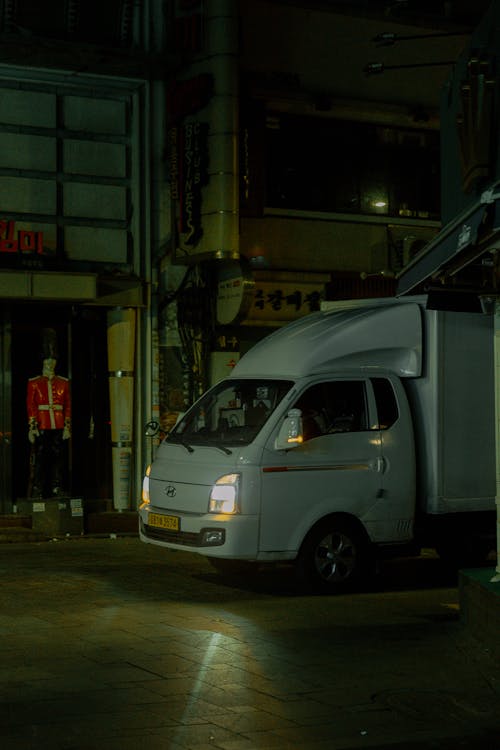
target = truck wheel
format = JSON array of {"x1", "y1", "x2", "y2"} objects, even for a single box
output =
[{"x1": 296, "y1": 518, "x2": 372, "y2": 593}]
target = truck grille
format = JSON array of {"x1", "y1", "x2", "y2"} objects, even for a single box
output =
[{"x1": 141, "y1": 520, "x2": 200, "y2": 546}]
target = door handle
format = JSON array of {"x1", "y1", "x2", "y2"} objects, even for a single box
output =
[{"x1": 370, "y1": 456, "x2": 385, "y2": 473}]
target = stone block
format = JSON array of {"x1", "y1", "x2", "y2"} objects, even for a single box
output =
[{"x1": 15, "y1": 498, "x2": 84, "y2": 537}]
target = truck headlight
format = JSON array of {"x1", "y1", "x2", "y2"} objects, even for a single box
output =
[
  {"x1": 209, "y1": 473, "x2": 240, "y2": 514},
  {"x1": 140, "y1": 465, "x2": 151, "y2": 509}
]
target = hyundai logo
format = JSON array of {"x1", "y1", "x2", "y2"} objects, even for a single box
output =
[{"x1": 164, "y1": 485, "x2": 177, "y2": 497}]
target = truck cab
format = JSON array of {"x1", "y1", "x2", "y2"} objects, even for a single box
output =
[{"x1": 139, "y1": 298, "x2": 430, "y2": 592}]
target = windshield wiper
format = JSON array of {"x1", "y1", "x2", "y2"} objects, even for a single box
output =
[
  {"x1": 170, "y1": 435, "x2": 231, "y2": 454},
  {"x1": 168, "y1": 436, "x2": 194, "y2": 453},
  {"x1": 215, "y1": 445, "x2": 232, "y2": 455}
]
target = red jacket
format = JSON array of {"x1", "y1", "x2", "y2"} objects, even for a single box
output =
[{"x1": 27, "y1": 375, "x2": 71, "y2": 431}]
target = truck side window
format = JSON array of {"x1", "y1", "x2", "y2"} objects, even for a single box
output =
[
  {"x1": 325, "y1": 381, "x2": 368, "y2": 433},
  {"x1": 293, "y1": 384, "x2": 328, "y2": 440},
  {"x1": 371, "y1": 377, "x2": 399, "y2": 429},
  {"x1": 293, "y1": 380, "x2": 368, "y2": 439}
]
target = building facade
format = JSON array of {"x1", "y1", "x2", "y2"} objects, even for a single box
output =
[{"x1": 0, "y1": 0, "x2": 484, "y2": 515}]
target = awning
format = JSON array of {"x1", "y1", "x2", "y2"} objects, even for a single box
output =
[
  {"x1": 92, "y1": 275, "x2": 146, "y2": 307},
  {"x1": 0, "y1": 270, "x2": 97, "y2": 301},
  {"x1": 397, "y1": 186, "x2": 500, "y2": 296},
  {"x1": 0, "y1": 270, "x2": 146, "y2": 306}
]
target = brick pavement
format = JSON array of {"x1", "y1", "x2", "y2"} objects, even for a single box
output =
[{"x1": 0, "y1": 537, "x2": 498, "y2": 750}]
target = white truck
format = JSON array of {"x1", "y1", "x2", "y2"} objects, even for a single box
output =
[{"x1": 139, "y1": 295, "x2": 496, "y2": 592}]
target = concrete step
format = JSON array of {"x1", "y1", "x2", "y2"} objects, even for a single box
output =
[
  {"x1": 0, "y1": 526, "x2": 48, "y2": 543},
  {"x1": 0, "y1": 509, "x2": 138, "y2": 542},
  {"x1": 0, "y1": 514, "x2": 32, "y2": 529}
]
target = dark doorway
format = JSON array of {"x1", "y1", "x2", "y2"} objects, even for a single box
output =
[
  {"x1": 11, "y1": 304, "x2": 111, "y2": 502},
  {"x1": 70, "y1": 307, "x2": 112, "y2": 501}
]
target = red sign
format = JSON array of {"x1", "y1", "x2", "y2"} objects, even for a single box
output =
[
  {"x1": 167, "y1": 74, "x2": 214, "y2": 122},
  {"x1": 0, "y1": 220, "x2": 44, "y2": 255},
  {"x1": 174, "y1": 0, "x2": 204, "y2": 55}
]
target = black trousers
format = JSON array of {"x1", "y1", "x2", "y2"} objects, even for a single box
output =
[{"x1": 31, "y1": 429, "x2": 66, "y2": 498}]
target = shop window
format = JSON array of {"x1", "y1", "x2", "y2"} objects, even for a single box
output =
[{"x1": 265, "y1": 114, "x2": 440, "y2": 221}]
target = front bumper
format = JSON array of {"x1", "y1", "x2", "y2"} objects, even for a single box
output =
[
  {"x1": 138, "y1": 506, "x2": 260, "y2": 558},
  {"x1": 139, "y1": 516, "x2": 225, "y2": 547}
]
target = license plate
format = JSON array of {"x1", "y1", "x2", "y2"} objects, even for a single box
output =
[{"x1": 148, "y1": 513, "x2": 180, "y2": 531}]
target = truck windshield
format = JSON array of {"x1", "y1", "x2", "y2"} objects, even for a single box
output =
[{"x1": 168, "y1": 378, "x2": 293, "y2": 446}]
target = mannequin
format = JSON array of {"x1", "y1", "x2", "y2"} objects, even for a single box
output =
[{"x1": 26, "y1": 330, "x2": 71, "y2": 498}]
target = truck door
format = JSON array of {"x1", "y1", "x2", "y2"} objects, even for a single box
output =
[
  {"x1": 259, "y1": 378, "x2": 383, "y2": 553},
  {"x1": 259, "y1": 376, "x2": 416, "y2": 554},
  {"x1": 366, "y1": 376, "x2": 416, "y2": 541}
]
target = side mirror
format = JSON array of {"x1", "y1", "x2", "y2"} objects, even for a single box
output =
[
  {"x1": 144, "y1": 420, "x2": 160, "y2": 437},
  {"x1": 274, "y1": 408, "x2": 304, "y2": 450}
]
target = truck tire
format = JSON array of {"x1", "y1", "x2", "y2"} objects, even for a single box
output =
[{"x1": 295, "y1": 517, "x2": 372, "y2": 593}]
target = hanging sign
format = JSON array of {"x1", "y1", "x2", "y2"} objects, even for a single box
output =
[
  {"x1": 248, "y1": 281, "x2": 324, "y2": 322},
  {"x1": 173, "y1": 0, "x2": 204, "y2": 55},
  {"x1": 216, "y1": 261, "x2": 254, "y2": 325},
  {"x1": 179, "y1": 121, "x2": 209, "y2": 246},
  {"x1": 457, "y1": 56, "x2": 494, "y2": 193}
]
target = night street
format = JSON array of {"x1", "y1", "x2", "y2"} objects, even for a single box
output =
[
  {"x1": 1, "y1": 3, "x2": 500, "y2": 745},
  {"x1": 0, "y1": 538, "x2": 498, "y2": 749}
]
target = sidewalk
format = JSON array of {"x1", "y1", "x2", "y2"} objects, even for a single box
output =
[
  {"x1": 0, "y1": 537, "x2": 498, "y2": 749},
  {"x1": 459, "y1": 565, "x2": 500, "y2": 662}
]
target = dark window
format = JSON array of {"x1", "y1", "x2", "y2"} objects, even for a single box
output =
[
  {"x1": 265, "y1": 115, "x2": 440, "y2": 220},
  {"x1": 292, "y1": 380, "x2": 368, "y2": 440},
  {"x1": 2, "y1": 0, "x2": 135, "y2": 47},
  {"x1": 371, "y1": 378, "x2": 399, "y2": 429}
]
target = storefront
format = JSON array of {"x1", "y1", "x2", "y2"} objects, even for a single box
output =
[{"x1": 0, "y1": 64, "x2": 150, "y2": 515}]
